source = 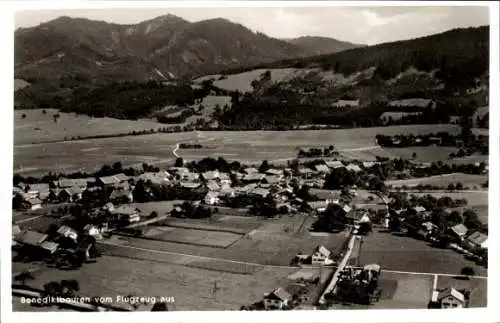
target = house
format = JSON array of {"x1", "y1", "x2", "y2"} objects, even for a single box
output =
[
  {"x1": 263, "y1": 287, "x2": 292, "y2": 310},
  {"x1": 306, "y1": 201, "x2": 329, "y2": 213},
  {"x1": 25, "y1": 198, "x2": 42, "y2": 210},
  {"x1": 436, "y1": 288, "x2": 466, "y2": 308},
  {"x1": 311, "y1": 245, "x2": 332, "y2": 264},
  {"x1": 103, "y1": 202, "x2": 115, "y2": 212},
  {"x1": 111, "y1": 205, "x2": 141, "y2": 223},
  {"x1": 346, "y1": 164, "x2": 362, "y2": 173},
  {"x1": 250, "y1": 187, "x2": 270, "y2": 199},
  {"x1": 309, "y1": 189, "x2": 340, "y2": 201},
  {"x1": 57, "y1": 225, "x2": 79, "y2": 242},
  {"x1": 138, "y1": 172, "x2": 171, "y2": 185},
  {"x1": 25, "y1": 183, "x2": 50, "y2": 198},
  {"x1": 15, "y1": 230, "x2": 48, "y2": 247},
  {"x1": 220, "y1": 186, "x2": 235, "y2": 198},
  {"x1": 466, "y1": 232, "x2": 488, "y2": 249},
  {"x1": 179, "y1": 181, "x2": 202, "y2": 190},
  {"x1": 58, "y1": 186, "x2": 83, "y2": 202},
  {"x1": 362, "y1": 162, "x2": 376, "y2": 169},
  {"x1": 57, "y1": 178, "x2": 88, "y2": 189},
  {"x1": 202, "y1": 170, "x2": 220, "y2": 181},
  {"x1": 331, "y1": 99, "x2": 360, "y2": 108},
  {"x1": 262, "y1": 175, "x2": 281, "y2": 185},
  {"x1": 243, "y1": 167, "x2": 259, "y2": 174},
  {"x1": 206, "y1": 180, "x2": 220, "y2": 192},
  {"x1": 204, "y1": 191, "x2": 220, "y2": 205},
  {"x1": 265, "y1": 168, "x2": 283, "y2": 176},
  {"x1": 98, "y1": 174, "x2": 129, "y2": 187},
  {"x1": 346, "y1": 210, "x2": 371, "y2": 226},
  {"x1": 325, "y1": 160, "x2": 344, "y2": 169},
  {"x1": 421, "y1": 221, "x2": 439, "y2": 235},
  {"x1": 40, "y1": 241, "x2": 60, "y2": 255},
  {"x1": 314, "y1": 164, "x2": 330, "y2": 174},
  {"x1": 298, "y1": 167, "x2": 314, "y2": 177},
  {"x1": 449, "y1": 224, "x2": 468, "y2": 240},
  {"x1": 242, "y1": 173, "x2": 265, "y2": 183}
]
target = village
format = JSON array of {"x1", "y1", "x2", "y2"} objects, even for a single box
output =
[{"x1": 11, "y1": 150, "x2": 488, "y2": 311}]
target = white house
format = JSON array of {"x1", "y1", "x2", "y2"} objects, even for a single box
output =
[
  {"x1": 25, "y1": 198, "x2": 42, "y2": 210},
  {"x1": 57, "y1": 225, "x2": 79, "y2": 242},
  {"x1": 466, "y1": 232, "x2": 488, "y2": 249},
  {"x1": 311, "y1": 245, "x2": 331, "y2": 265},
  {"x1": 204, "y1": 191, "x2": 220, "y2": 205},
  {"x1": 263, "y1": 287, "x2": 292, "y2": 310},
  {"x1": 437, "y1": 288, "x2": 466, "y2": 309}
]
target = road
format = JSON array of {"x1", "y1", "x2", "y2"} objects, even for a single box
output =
[{"x1": 172, "y1": 143, "x2": 180, "y2": 158}]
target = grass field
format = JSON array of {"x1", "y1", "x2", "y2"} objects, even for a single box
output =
[
  {"x1": 101, "y1": 214, "x2": 348, "y2": 266},
  {"x1": 15, "y1": 124, "x2": 470, "y2": 176},
  {"x1": 142, "y1": 226, "x2": 244, "y2": 248},
  {"x1": 386, "y1": 173, "x2": 488, "y2": 188},
  {"x1": 358, "y1": 231, "x2": 487, "y2": 277},
  {"x1": 14, "y1": 109, "x2": 166, "y2": 145},
  {"x1": 12, "y1": 255, "x2": 296, "y2": 311}
]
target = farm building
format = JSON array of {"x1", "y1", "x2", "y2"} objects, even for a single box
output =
[
  {"x1": 243, "y1": 173, "x2": 265, "y2": 183},
  {"x1": 262, "y1": 175, "x2": 281, "y2": 185},
  {"x1": 306, "y1": 201, "x2": 330, "y2": 213},
  {"x1": 206, "y1": 180, "x2": 220, "y2": 191},
  {"x1": 98, "y1": 174, "x2": 129, "y2": 187},
  {"x1": 265, "y1": 168, "x2": 283, "y2": 176},
  {"x1": 111, "y1": 205, "x2": 141, "y2": 223},
  {"x1": 24, "y1": 197, "x2": 42, "y2": 210},
  {"x1": 40, "y1": 241, "x2": 60, "y2": 255},
  {"x1": 244, "y1": 167, "x2": 259, "y2": 174},
  {"x1": 311, "y1": 245, "x2": 332, "y2": 265},
  {"x1": 250, "y1": 187, "x2": 271, "y2": 199},
  {"x1": 179, "y1": 181, "x2": 202, "y2": 190},
  {"x1": 346, "y1": 210, "x2": 371, "y2": 226},
  {"x1": 15, "y1": 230, "x2": 48, "y2": 247},
  {"x1": 325, "y1": 160, "x2": 344, "y2": 169},
  {"x1": 466, "y1": 232, "x2": 488, "y2": 249},
  {"x1": 263, "y1": 287, "x2": 292, "y2": 310},
  {"x1": 58, "y1": 186, "x2": 83, "y2": 202},
  {"x1": 388, "y1": 98, "x2": 434, "y2": 108},
  {"x1": 137, "y1": 172, "x2": 171, "y2": 185},
  {"x1": 331, "y1": 99, "x2": 360, "y2": 108},
  {"x1": 25, "y1": 184, "x2": 50, "y2": 199},
  {"x1": 315, "y1": 164, "x2": 330, "y2": 173},
  {"x1": 346, "y1": 164, "x2": 362, "y2": 173},
  {"x1": 56, "y1": 178, "x2": 88, "y2": 189},
  {"x1": 202, "y1": 170, "x2": 220, "y2": 181}
]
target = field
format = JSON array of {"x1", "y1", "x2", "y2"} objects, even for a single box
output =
[
  {"x1": 141, "y1": 226, "x2": 244, "y2": 248},
  {"x1": 386, "y1": 173, "x2": 488, "y2": 188},
  {"x1": 101, "y1": 214, "x2": 348, "y2": 266},
  {"x1": 14, "y1": 109, "x2": 166, "y2": 145},
  {"x1": 16, "y1": 123, "x2": 482, "y2": 177},
  {"x1": 380, "y1": 112, "x2": 423, "y2": 121},
  {"x1": 358, "y1": 231, "x2": 487, "y2": 277},
  {"x1": 12, "y1": 255, "x2": 296, "y2": 311}
]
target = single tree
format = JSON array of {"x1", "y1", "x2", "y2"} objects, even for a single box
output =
[
  {"x1": 460, "y1": 266, "x2": 475, "y2": 279},
  {"x1": 174, "y1": 157, "x2": 184, "y2": 167},
  {"x1": 21, "y1": 113, "x2": 26, "y2": 119}
]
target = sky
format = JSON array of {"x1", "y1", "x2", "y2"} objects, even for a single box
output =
[{"x1": 14, "y1": 5, "x2": 489, "y2": 45}]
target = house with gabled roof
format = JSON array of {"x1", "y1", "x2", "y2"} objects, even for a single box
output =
[
  {"x1": 40, "y1": 241, "x2": 60, "y2": 255},
  {"x1": 204, "y1": 191, "x2": 220, "y2": 205},
  {"x1": 315, "y1": 164, "x2": 330, "y2": 174},
  {"x1": 325, "y1": 160, "x2": 344, "y2": 169},
  {"x1": 202, "y1": 170, "x2": 220, "y2": 181},
  {"x1": 263, "y1": 287, "x2": 292, "y2": 310},
  {"x1": 57, "y1": 225, "x2": 78, "y2": 242},
  {"x1": 206, "y1": 180, "x2": 220, "y2": 191},
  {"x1": 265, "y1": 168, "x2": 283, "y2": 176},
  {"x1": 311, "y1": 245, "x2": 332, "y2": 264},
  {"x1": 58, "y1": 186, "x2": 83, "y2": 202},
  {"x1": 448, "y1": 223, "x2": 468, "y2": 240},
  {"x1": 466, "y1": 231, "x2": 488, "y2": 249},
  {"x1": 98, "y1": 173, "x2": 129, "y2": 187},
  {"x1": 25, "y1": 198, "x2": 42, "y2": 210},
  {"x1": 244, "y1": 167, "x2": 259, "y2": 174},
  {"x1": 57, "y1": 178, "x2": 88, "y2": 189},
  {"x1": 346, "y1": 163, "x2": 362, "y2": 173},
  {"x1": 15, "y1": 230, "x2": 48, "y2": 247},
  {"x1": 111, "y1": 205, "x2": 141, "y2": 223},
  {"x1": 435, "y1": 288, "x2": 466, "y2": 308},
  {"x1": 243, "y1": 173, "x2": 265, "y2": 183}
]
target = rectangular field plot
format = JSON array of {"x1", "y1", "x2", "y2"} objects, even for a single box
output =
[
  {"x1": 186, "y1": 259, "x2": 263, "y2": 275},
  {"x1": 159, "y1": 217, "x2": 260, "y2": 235},
  {"x1": 386, "y1": 173, "x2": 488, "y2": 188},
  {"x1": 149, "y1": 227, "x2": 244, "y2": 248},
  {"x1": 372, "y1": 272, "x2": 433, "y2": 309}
]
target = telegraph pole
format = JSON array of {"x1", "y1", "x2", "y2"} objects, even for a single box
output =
[{"x1": 211, "y1": 280, "x2": 221, "y2": 300}]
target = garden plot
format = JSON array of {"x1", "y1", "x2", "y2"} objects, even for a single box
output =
[{"x1": 145, "y1": 227, "x2": 244, "y2": 248}]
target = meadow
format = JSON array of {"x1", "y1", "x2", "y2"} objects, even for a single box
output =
[
  {"x1": 386, "y1": 173, "x2": 488, "y2": 188},
  {"x1": 15, "y1": 123, "x2": 471, "y2": 176},
  {"x1": 14, "y1": 109, "x2": 166, "y2": 145}
]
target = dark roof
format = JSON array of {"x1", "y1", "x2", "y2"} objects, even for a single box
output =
[
  {"x1": 265, "y1": 287, "x2": 292, "y2": 301},
  {"x1": 16, "y1": 230, "x2": 48, "y2": 246},
  {"x1": 467, "y1": 231, "x2": 488, "y2": 246},
  {"x1": 450, "y1": 223, "x2": 468, "y2": 236}
]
